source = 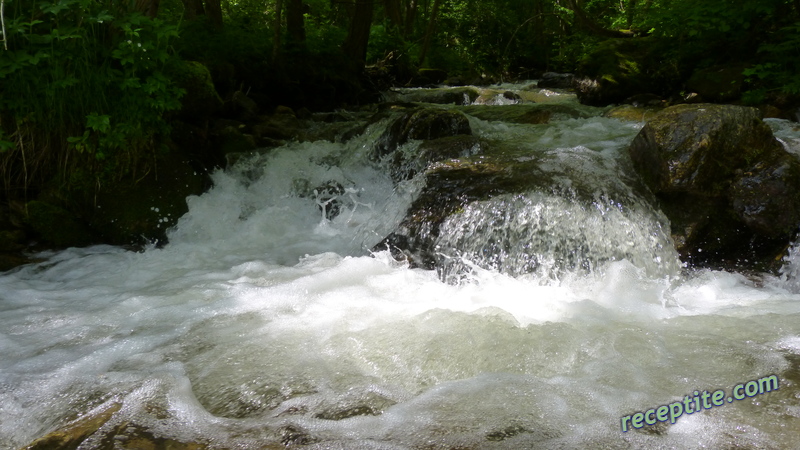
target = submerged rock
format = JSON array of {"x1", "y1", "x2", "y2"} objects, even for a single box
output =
[
  {"x1": 629, "y1": 103, "x2": 800, "y2": 268},
  {"x1": 460, "y1": 103, "x2": 592, "y2": 124},
  {"x1": 375, "y1": 142, "x2": 673, "y2": 281}
]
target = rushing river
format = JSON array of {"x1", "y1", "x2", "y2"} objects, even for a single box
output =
[{"x1": 2, "y1": 84, "x2": 800, "y2": 449}]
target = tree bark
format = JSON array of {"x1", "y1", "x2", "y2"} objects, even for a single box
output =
[
  {"x1": 181, "y1": 0, "x2": 205, "y2": 20},
  {"x1": 403, "y1": 0, "x2": 417, "y2": 38},
  {"x1": 273, "y1": 0, "x2": 284, "y2": 61},
  {"x1": 626, "y1": 0, "x2": 637, "y2": 28},
  {"x1": 417, "y1": 0, "x2": 440, "y2": 65},
  {"x1": 384, "y1": 0, "x2": 403, "y2": 30},
  {"x1": 286, "y1": 0, "x2": 307, "y2": 51},
  {"x1": 565, "y1": 0, "x2": 633, "y2": 38},
  {"x1": 342, "y1": 0, "x2": 374, "y2": 65},
  {"x1": 135, "y1": 0, "x2": 160, "y2": 18},
  {"x1": 204, "y1": 0, "x2": 223, "y2": 29}
]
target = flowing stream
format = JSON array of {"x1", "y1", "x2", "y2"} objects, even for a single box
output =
[{"x1": 2, "y1": 84, "x2": 800, "y2": 448}]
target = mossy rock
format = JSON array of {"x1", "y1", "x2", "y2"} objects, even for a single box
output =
[
  {"x1": 88, "y1": 154, "x2": 207, "y2": 246},
  {"x1": 389, "y1": 135, "x2": 487, "y2": 181},
  {"x1": 629, "y1": 103, "x2": 800, "y2": 269},
  {"x1": 398, "y1": 87, "x2": 480, "y2": 105},
  {"x1": 167, "y1": 60, "x2": 223, "y2": 123},
  {"x1": 418, "y1": 68, "x2": 448, "y2": 84},
  {"x1": 25, "y1": 200, "x2": 94, "y2": 248},
  {"x1": 604, "y1": 104, "x2": 663, "y2": 122}
]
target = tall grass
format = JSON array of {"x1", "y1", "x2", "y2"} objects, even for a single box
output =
[{"x1": 0, "y1": 0, "x2": 184, "y2": 201}]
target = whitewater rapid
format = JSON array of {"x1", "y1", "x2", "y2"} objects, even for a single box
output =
[{"x1": 1, "y1": 87, "x2": 799, "y2": 448}]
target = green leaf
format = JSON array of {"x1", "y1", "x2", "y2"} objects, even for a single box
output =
[{"x1": 86, "y1": 113, "x2": 111, "y2": 133}]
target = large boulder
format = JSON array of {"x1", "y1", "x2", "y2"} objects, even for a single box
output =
[
  {"x1": 375, "y1": 143, "x2": 674, "y2": 281},
  {"x1": 167, "y1": 60, "x2": 223, "y2": 123},
  {"x1": 628, "y1": 103, "x2": 800, "y2": 268}
]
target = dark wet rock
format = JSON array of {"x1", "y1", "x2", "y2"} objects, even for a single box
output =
[
  {"x1": 403, "y1": 108, "x2": 472, "y2": 141},
  {"x1": 502, "y1": 91, "x2": 522, "y2": 102},
  {"x1": 397, "y1": 86, "x2": 480, "y2": 105},
  {"x1": 486, "y1": 424, "x2": 530, "y2": 441},
  {"x1": 25, "y1": 200, "x2": 94, "y2": 248},
  {"x1": 251, "y1": 112, "x2": 308, "y2": 142},
  {"x1": 214, "y1": 125, "x2": 257, "y2": 157},
  {"x1": 88, "y1": 153, "x2": 207, "y2": 246},
  {"x1": 0, "y1": 252, "x2": 34, "y2": 272},
  {"x1": 443, "y1": 76, "x2": 465, "y2": 86},
  {"x1": 625, "y1": 93, "x2": 664, "y2": 108},
  {"x1": 604, "y1": 104, "x2": 663, "y2": 122},
  {"x1": 389, "y1": 135, "x2": 486, "y2": 181},
  {"x1": 167, "y1": 60, "x2": 223, "y2": 123},
  {"x1": 279, "y1": 424, "x2": 317, "y2": 446},
  {"x1": 418, "y1": 68, "x2": 448, "y2": 85},
  {"x1": 224, "y1": 90, "x2": 260, "y2": 122},
  {"x1": 314, "y1": 181, "x2": 346, "y2": 220},
  {"x1": 23, "y1": 402, "x2": 121, "y2": 450},
  {"x1": 374, "y1": 154, "x2": 556, "y2": 270},
  {"x1": 686, "y1": 65, "x2": 745, "y2": 103},
  {"x1": 629, "y1": 103, "x2": 800, "y2": 268},
  {"x1": 373, "y1": 108, "x2": 473, "y2": 161},
  {"x1": 537, "y1": 72, "x2": 574, "y2": 89},
  {"x1": 314, "y1": 392, "x2": 397, "y2": 421},
  {"x1": 0, "y1": 228, "x2": 25, "y2": 252},
  {"x1": 460, "y1": 103, "x2": 590, "y2": 124}
]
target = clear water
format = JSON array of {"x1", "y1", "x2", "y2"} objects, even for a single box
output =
[{"x1": 2, "y1": 88, "x2": 800, "y2": 448}]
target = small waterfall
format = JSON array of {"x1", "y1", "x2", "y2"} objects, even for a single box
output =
[{"x1": 435, "y1": 190, "x2": 680, "y2": 283}]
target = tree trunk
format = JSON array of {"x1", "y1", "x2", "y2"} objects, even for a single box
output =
[
  {"x1": 273, "y1": 0, "x2": 284, "y2": 61},
  {"x1": 342, "y1": 0, "x2": 374, "y2": 66},
  {"x1": 286, "y1": 0, "x2": 307, "y2": 51},
  {"x1": 417, "y1": 0, "x2": 441, "y2": 65},
  {"x1": 626, "y1": 0, "x2": 637, "y2": 28},
  {"x1": 204, "y1": 0, "x2": 223, "y2": 28},
  {"x1": 384, "y1": 0, "x2": 403, "y2": 30},
  {"x1": 135, "y1": 0, "x2": 160, "y2": 18},
  {"x1": 181, "y1": 0, "x2": 205, "y2": 20},
  {"x1": 403, "y1": 0, "x2": 417, "y2": 38}
]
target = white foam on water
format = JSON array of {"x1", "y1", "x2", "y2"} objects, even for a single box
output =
[{"x1": 2, "y1": 113, "x2": 800, "y2": 449}]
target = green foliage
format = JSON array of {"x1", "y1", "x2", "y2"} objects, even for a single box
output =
[
  {"x1": 743, "y1": 22, "x2": 800, "y2": 99},
  {"x1": 0, "y1": 0, "x2": 184, "y2": 194}
]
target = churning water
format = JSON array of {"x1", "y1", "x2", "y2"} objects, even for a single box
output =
[{"x1": 1, "y1": 86, "x2": 800, "y2": 449}]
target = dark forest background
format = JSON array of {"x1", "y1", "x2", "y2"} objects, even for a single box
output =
[{"x1": 0, "y1": 0, "x2": 799, "y2": 260}]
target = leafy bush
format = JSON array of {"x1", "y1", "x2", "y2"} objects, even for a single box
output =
[{"x1": 0, "y1": 0, "x2": 184, "y2": 196}]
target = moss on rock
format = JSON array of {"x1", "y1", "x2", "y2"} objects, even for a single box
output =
[
  {"x1": 25, "y1": 200, "x2": 94, "y2": 248},
  {"x1": 167, "y1": 60, "x2": 223, "y2": 123}
]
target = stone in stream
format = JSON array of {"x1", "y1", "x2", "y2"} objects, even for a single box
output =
[
  {"x1": 628, "y1": 103, "x2": 800, "y2": 269},
  {"x1": 372, "y1": 107, "x2": 473, "y2": 161}
]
